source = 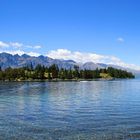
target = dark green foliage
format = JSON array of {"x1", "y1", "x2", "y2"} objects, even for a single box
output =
[
  {"x1": 49, "y1": 64, "x2": 59, "y2": 78},
  {"x1": 34, "y1": 64, "x2": 45, "y2": 79},
  {"x1": 107, "y1": 67, "x2": 135, "y2": 78},
  {"x1": 0, "y1": 65, "x2": 135, "y2": 81}
]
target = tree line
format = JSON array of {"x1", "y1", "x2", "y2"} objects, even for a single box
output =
[{"x1": 0, "y1": 64, "x2": 135, "y2": 81}]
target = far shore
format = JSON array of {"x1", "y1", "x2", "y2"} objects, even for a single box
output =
[{"x1": 0, "y1": 77, "x2": 134, "y2": 82}]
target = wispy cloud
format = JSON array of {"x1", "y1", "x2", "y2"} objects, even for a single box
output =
[
  {"x1": 0, "y1": 50, "x2": 40, "y2": 57},
  {"x1": 0, "y1": 41, "x2": 9, "y2": 48},
  {"x1": 117, "y1": 37, "x2": 124, "y2": 43},
  {"x1": 0, "y1": 40, "x2": 42, "y2": 56},
  {"x1": 10, "y1": 42, "x2": 23, "y2": 48},
  {"x1": 33, "y1": 45, "x2": 42, "y2": 49},
  {"x1": 26, "y1": 45, "x2": 42, "y2": 49},
  {"x1": 0, "y1": 41, "x2": 42, "y2": 49}
]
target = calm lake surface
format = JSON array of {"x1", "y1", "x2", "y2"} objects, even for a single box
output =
[{"x1": 0, "y1": 80, "x2": 140, "y2": 140}]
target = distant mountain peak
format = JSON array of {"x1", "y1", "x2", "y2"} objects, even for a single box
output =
[
  {"x1": 0, "y1": 52, "x2": 139, "y2": 74},
  {"x1": 38, "y1": 55, "x2": 45, "y2": 58},
  {"x1": 21, "y1": 54, "x2": 30, "y2": 58}
]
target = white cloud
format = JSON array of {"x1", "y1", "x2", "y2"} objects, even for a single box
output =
[
  {"x1": 47, "y1": 49, "x2": 111, "y2": 63},
  {"x1": 10, "y1": 42, "x2": 23, "y2": 48},
  {"x1": 0, "y1": 50, "x2": 40, "y2": 57},
  {"x1": 0, "y1": 41, "x2": 42, "y2": 57},
  {"x1": 117, "y1": 37, "x2": 124, "y2": 43},
  {"x1": 0, "y1": 41, "x2": 23, "y2": 49},
  {"x1": 0, "y1": 41, "x2": 42, "y2": 49},
  {"x1": 26, "y1": 45, "x2": 42, "y2": 49},
  {"x1": 47, "y1": 49, "x2": 140, "y2": 70},
  {"x1": 27, "y1": 52, "x2": 40, "y2": 56},
  {"x1": 33, "y1": 45, "x2": 42, "y2": 49},
  {"x1": 0, "y1": 41, "x2": 9, "y2": 48}
]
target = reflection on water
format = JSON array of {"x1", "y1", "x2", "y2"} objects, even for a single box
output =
[{"x1": 0, "y1": 80, "x2": 140, "y2": 139}]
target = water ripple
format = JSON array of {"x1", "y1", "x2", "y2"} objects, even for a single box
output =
[{"x1": 0, "y1": 80, "x2": 140, "y2": 139}]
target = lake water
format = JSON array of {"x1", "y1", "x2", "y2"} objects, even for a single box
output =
[{"x1": 0, "y1": 80, "x2": 140, "y2": 140}]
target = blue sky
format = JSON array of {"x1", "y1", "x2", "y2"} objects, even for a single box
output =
[{"x1": 0, "y1": 0, "x2": 140, "y2": 69}]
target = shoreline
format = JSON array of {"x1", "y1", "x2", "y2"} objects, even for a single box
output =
[{"x1": 0, "y1": 77, "x2": 134, "y2": 82}]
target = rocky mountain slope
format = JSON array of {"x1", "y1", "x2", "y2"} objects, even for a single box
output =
[{"x1": 0, "y1": 53, "x2": 139, "y2": 75}]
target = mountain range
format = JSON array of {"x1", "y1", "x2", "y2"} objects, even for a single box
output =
[{"x1": 0, "y1": 52, "x2": 139, "y2": 74}]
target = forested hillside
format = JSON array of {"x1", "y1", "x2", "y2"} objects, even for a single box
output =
[{"x1": 0, "y1": 64, "x2": 135, "y2": 81}]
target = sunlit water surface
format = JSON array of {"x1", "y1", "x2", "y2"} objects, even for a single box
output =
[{"x1": 0, "y1": 80, "x2": 140, "y2": 140}]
